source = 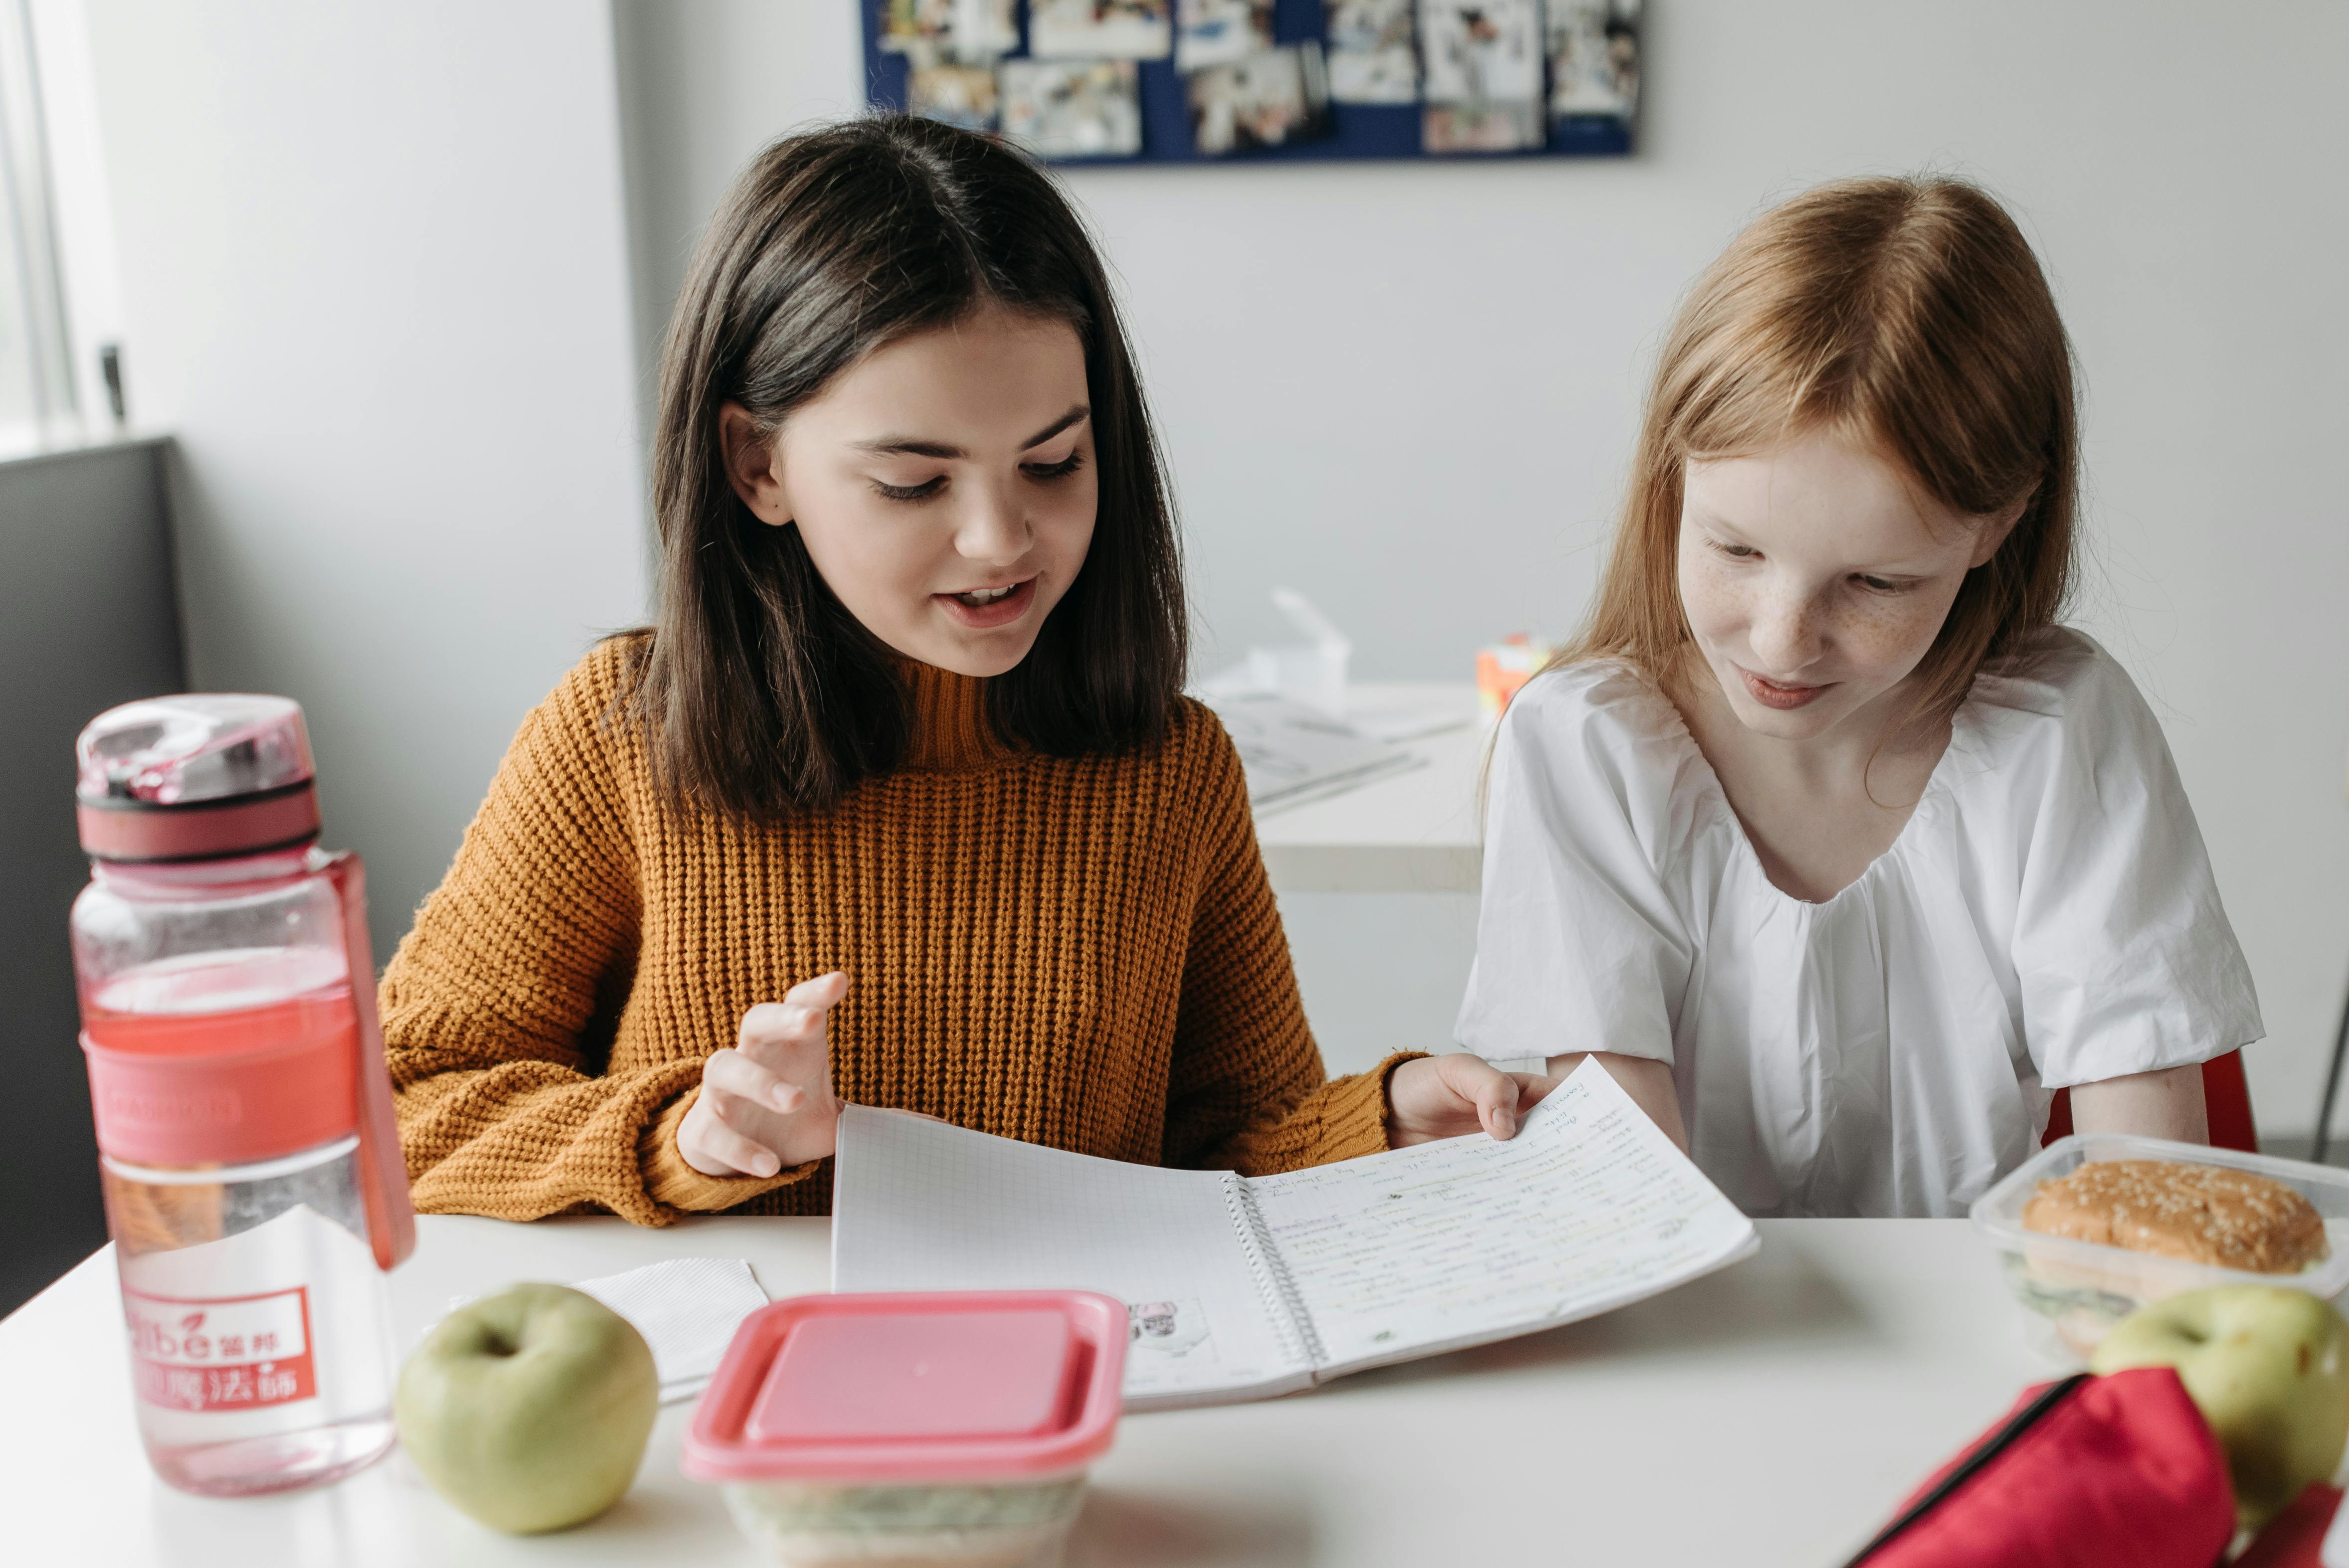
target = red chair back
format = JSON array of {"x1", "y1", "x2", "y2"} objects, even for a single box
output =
[{"x1": 2041, "y1": 1051, "x2": 2256, "y2": 1153}]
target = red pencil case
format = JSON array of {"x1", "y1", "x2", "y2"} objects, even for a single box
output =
[{"x1": 1841, "y1": 1368, "x2": 2236, "y2": 1568}]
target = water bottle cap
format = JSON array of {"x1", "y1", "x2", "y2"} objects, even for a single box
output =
[
  {"x1": 75, "y1": 696, "x2": 321, "y2": 862},
  {"x1": 77, "y1": 694, "x2": 315, "y2": 804}
]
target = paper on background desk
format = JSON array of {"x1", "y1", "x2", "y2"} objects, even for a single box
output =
[
  {"x1": 1197, "y1": 690, "x2": 1421, "y2": 813},
  {"x1": 1349, "y1": 698, "x2": 1475, "y2": 744}
]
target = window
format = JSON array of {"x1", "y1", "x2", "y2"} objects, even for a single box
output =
[{"x1": 0, "y1": 0, "x2": 75, "y2": 452}]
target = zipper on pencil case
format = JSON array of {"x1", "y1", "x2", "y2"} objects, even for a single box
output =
[{"x1": 1838, "y1": 1373, "x2": 2091, "y2": 1566}]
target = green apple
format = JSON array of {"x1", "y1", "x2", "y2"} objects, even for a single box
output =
[
  {"x1": 397, "y1": 1283, "x2": 659, "y2": 1534},
  {"x1": 2090, "y1": 1286, "x2": 2349, "y2": 1528}
]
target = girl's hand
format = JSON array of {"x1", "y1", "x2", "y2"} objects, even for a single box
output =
[
  {"x1": 1386, "y1": 1053, "x2": 1556, "y2": 1146},
  {"x1": 676, "y1": 972, "x2": 850, "y2": 1178}
]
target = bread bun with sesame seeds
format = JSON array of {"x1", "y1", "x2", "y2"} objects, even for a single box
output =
[{"x1": 2023, "y1": 1160, "x2": 2328, "y2": 1273}]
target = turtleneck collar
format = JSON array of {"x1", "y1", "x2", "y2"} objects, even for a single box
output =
[{"x1": 898, "y1": 660, "x2": 1018, "y2": 771}]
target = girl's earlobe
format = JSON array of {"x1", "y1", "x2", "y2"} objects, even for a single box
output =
[
  {"x1": 1971, "y1": 489, "x2": 2035, "y2": 568},
  {"x1": 718, "y1": 400, "x2": 789, "y2": 523}
]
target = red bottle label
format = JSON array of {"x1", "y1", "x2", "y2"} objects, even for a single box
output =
[{"x1": 123, "y1": 1285, "x2": 318, "y2": 1412}]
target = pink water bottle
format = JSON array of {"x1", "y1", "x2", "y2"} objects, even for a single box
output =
[{"x1": 69, "y1": 695, "x2": 416, "y2": 1497}]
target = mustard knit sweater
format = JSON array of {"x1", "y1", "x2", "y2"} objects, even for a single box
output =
[{"x1": 380, "y1": 640, "x2": 1407, "y2": 1223}]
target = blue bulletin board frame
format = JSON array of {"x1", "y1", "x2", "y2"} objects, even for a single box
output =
[{"x1": 860, "y1": 0, "x2": 1636, "y2": 166}]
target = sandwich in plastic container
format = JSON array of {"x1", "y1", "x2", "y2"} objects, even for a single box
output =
[
  {"x1": 1972, "y1": 1134, "x2": 2349, "y2": 1359},
  {"x1": 683, "y1": 1290, "x2": 1127, "y2": 1567}
]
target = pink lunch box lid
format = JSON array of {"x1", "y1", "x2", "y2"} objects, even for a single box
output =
[{"x1": 682, "y1": 1291, "x2": 1128, "y2": 1485}]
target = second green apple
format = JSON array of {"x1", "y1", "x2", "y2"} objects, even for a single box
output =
[{"x1": 2091, "y1": 1285, "x2": 2349, "y2": 1528}]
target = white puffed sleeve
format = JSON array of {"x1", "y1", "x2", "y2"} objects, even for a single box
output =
[
  {"x1": 2004, "y1": 641, "x2": 2263, "y2": 1088},
  {"x1": 1453, "y1": 668, "x2": 1694, "y2": 1066}
]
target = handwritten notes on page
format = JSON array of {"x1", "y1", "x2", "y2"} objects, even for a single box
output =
[
  {"x1": 1250, "y1": 1060, "x2": 1758, "y2": 1372},
  {"x1": 831, "y1": 1059, "x2": 1758, "y2": 1407}
]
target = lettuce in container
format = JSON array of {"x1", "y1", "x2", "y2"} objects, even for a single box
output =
[{"x1": 684, "y1": 1290, "x2": 1127, "y2": 1567}]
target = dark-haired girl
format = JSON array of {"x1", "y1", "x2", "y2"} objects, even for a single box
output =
[{"x1": 382, "y1": 117, "x2": 1537, "y2": 1222}]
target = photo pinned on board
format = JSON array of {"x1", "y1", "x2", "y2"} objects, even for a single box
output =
[
  {"x1": 1187, "y1": 41, "x2": 1334, "y2": 156},
  {"x1": 1546, "y1": 0, "x2": 1639, "y2": 124},
  {"x1": 1029, "y1": 0, "x2": 1174, "y2": 61},
  {"x1": 1323, "y1": 0, "x2": 1418, "y2": 105},
  {"x1": 1422, "y1": 99, "x2": 1542, "y2": 152},
  {"x1": 999, "y1": 59, "x2": 1145, "y2": 160},
  {"x1": 908, "y1": 64, "x2": 1001, "y2": 132},
  {"x1": 880, "y1": 0, "x2": 1020, "y2": 65},
  {"x1": 1416, "y1": 0, "x2": 1543, "y2": 106},
  {"x1": 1174, "y1": 0, "x2": 1274, "y2": 73}
]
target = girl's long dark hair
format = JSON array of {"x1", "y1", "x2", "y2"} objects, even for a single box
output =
[{"x1": 626, "y1": 115, "x2": 1186, "y2": 817}]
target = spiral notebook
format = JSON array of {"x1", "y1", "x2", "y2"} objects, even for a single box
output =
[{"x1": 831, "y1": 1059, "x2": 1759, "y2": 1409}]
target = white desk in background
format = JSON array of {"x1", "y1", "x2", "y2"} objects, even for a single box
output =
[
  {"x1": 3, "y1": 1216, "x2": 2045, "y2": 1567},
  {"x1": 1250, "y1": 683, "x2": 1488, "y2": 895}
]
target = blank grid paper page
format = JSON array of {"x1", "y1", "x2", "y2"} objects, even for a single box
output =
[
  {"x1": 1248, "y1": 1061, "x2": 1757, "y2": 1372},
  {"x1": 830, "y1": 1108, "x2": 1308, "y2": 1403}
]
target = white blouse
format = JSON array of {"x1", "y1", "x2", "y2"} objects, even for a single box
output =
[{"x1": 1454, "y1": 628, "x2": 2263, "y2": 1219}]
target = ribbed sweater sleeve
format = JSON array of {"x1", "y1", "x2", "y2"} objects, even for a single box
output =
[
  {"x1": 379, "y1": 653, "x2": 805, "y2": 1223},
  {"x1": 1163, "y1": 713, "x2": 1418, "y2": 1174}
]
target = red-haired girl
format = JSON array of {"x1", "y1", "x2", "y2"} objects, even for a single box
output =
[{"x1": 1457, "y1": 177, "x2": 2261, "y2": 1217}]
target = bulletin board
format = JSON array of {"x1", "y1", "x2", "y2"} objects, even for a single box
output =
[{"x1": 861, "y1": 1, "x2": 1638, "y2": 167}]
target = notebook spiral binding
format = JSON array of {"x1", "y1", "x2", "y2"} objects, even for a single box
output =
[{"x1": 1221, "y1": 1175, "x2": 1326, "y2": 1373}]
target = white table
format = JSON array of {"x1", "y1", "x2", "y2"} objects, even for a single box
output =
[
  {"x1": 1252, "y1": 684, "x2": 1487, "y2": 895},
  {"x1": 2, "y1": 1216, "x2": 2052, "y2": 1566}
]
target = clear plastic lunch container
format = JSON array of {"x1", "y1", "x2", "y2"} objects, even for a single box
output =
[
  {"x1": 1971, "y1": 1134, "x2": 2349, "y2": 1360},
  {"x1": 683, "y1": 1290, "x2": 1127, "y2": 1568}
]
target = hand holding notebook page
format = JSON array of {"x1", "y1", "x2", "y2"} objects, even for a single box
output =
[{"x1": 832, "y1": 1058, "x2": 1758, "y2": 1409}]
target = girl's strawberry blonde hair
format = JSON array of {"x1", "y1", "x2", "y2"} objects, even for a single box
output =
[{"x1": 1563, "y1": 175, "x2": 2079, "y2": 727}]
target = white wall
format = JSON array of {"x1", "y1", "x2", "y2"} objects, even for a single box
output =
[
  {"x1": 612, "y1": 0, "x2": 865, "y2": 439},
  {"x1": 619, "y1": 0, "x2": 2349, "y2": 1133},
  {"x1": 77, "y1": 0, "x2": 652, "y2": 945}
]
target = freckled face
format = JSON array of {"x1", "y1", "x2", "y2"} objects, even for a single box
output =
[{"x1": 1677, "y1": 431, "x2": 2009, "y2": 740}]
